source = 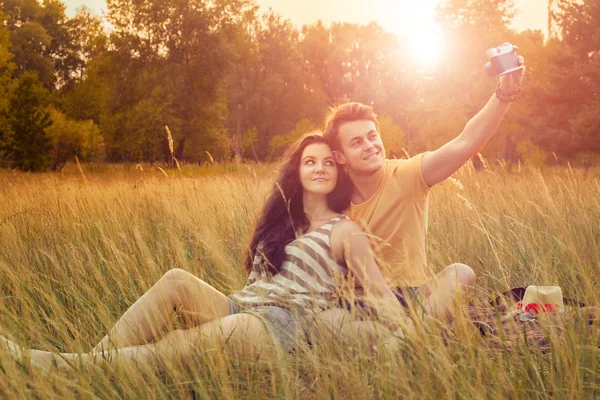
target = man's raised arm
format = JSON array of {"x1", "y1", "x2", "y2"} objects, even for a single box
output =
[{"x1": 421, "y1": 47, "x2": 525, "y2": 187}]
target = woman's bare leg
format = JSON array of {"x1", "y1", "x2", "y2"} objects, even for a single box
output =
[
  {"x1": 93, "y1": 268, "x2": 231, "y2": 352},
  {"x1": 30, "y1": 313, "x2": 274, "y2": 372}
]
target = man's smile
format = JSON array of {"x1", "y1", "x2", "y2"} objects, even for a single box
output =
[{"x1": 363, "y1": 150, "x2": 380, "y2": 160}]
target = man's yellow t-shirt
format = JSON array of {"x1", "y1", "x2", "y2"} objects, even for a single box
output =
[{"x1": 347, "y1": 154, "x2": 431, "y2": 288}]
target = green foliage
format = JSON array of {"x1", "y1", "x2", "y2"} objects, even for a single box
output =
[
  {"x1": 8, "y1": 72, "x2": 53, "y2": 171},
  {"x1": 556, "y1": 0, "x2": 600, "y2": 55},
  {"x1": 0, "y1": 11, "x2": 13, "y2": 70},
  {"x1": 45, "y1": 108, "x2": 103, "y2": 171},
  {"x1": 0, "y1": 10, "x2": 15, "y2": 162},
  {"x1": 9, "y1": 21, "x2": 54, "y2": 88},
  {"x1": 437, "y1": 0, "x2": 515, "y2": 29},
  {"x1": 0, "y1": 0, "x2": 598, "y2": 165},
  {"x1": 269, "y1": 119, "x2": 316, "y2": 158},
  {"x1": 569, "y1": 102, "x2": 600, "y2": 154},
  {"x1": 227, "y1": 11, "x2": 324, "y2": 160},
  {"x1": 240, "y1": 126, "x2": 257, "y2": 159},
  {"x1": 300, "y1": 21, "x2": 415, "y2": 115},
  {"x1": 3, "y1": 0, "x2": 104, "y2": 92},
  {"x1": 67, "y1": 6, "x2": 107, "y2": 65},
  {"x1": 95, "y1": 0, "x2": 256, "y2": 163},
  {"x1": 181, "y1": 84, "x2": 230, "y2": 163},
  {"x1": 517, "y1": 139, "x2": 547, "y2": 168},
  {"x1": 60, "y1": 58, "x2": 111, "y2": 123},
  {"x1": 121, "y1": 85, "x2": 181, "y2": 163}
]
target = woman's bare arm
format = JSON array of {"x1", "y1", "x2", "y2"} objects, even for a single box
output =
[{"x1": 330, "y1": 220, "x2": 408, "y2": 327}]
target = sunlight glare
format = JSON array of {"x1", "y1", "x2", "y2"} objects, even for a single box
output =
[
  {"x1": 376, "y1": 0, "x2": 444, "y2": 66},
  {"x1": 406, "y1": 24, "x2": 444, "y2": 65}
]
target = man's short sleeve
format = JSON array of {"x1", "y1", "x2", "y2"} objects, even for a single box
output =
[{"x1": 390, "y1": 152, "x2": 431, "y2": 200}]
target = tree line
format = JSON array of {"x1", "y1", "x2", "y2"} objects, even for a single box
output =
[{"x1": 0, "y1": 0, "x2": 598, "y2": 171}]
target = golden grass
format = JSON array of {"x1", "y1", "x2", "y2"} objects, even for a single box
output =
[{"x1": 0, "y1": 163, "x2": 599, "y2": 399}]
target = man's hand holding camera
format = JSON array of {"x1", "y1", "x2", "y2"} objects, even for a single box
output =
[{"x1": 490, "y1": 43, "x2": 526, "y2": 103}]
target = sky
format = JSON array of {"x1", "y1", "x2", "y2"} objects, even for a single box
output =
[{"x1": 61, "y1": 0, "x2": 549, "y2": 37}]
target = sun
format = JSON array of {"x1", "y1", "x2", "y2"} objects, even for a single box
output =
[
  {"x1": 377, "y1": 0, "x2": 445, "y2": 67},
  {"x1": 405, "y1": 24, "x2": 445, "y2": 66},
  {"x1": 406, "y1": 29, "x2": 444, "y2": 65}
]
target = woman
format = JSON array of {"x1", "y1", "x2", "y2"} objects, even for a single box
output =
[{"x1": 1, "y1": 133, "x2": 406, "y2": 372}]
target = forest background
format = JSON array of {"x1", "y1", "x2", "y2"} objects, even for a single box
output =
[{"x1": 0, "y1": 0, "x2": 598, "y2": 171}]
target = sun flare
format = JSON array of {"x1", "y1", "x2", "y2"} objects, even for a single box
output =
[
  {"x1": 405, "y1": 25, "x2": 444, "y2": 65},
  {"x1": 377, "y1": 0, "x2": 445, "y2": 66}
]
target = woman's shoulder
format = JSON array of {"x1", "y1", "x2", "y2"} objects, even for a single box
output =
[
  {"x1": 330, "y1": 216, "x2": 365, "y2": 239},
  {"x1": 329, "y1": 216, "x2": 367, "y2": 262}
]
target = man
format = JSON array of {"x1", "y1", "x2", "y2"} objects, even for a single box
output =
[{"x1": 324, "y1": 47, "x2": 525, "y2": 321}]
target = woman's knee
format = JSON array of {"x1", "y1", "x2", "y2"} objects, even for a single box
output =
[
  {"x1": 446, "y1": 263, "x2": 476, "y2": 288},
  {"x1": 161, "y1": 268, "x2": 192, "y2": 282},
  {"x1": 160, "y1": 268, "x2": 196, "y2": 291},
  {"x1": 158, "y1": 268, "x2": 196, "y2": 302}
]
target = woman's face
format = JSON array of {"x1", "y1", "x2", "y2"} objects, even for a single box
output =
[{"x1": 298, "y1": 142, "x2": 338, "y2": 196}]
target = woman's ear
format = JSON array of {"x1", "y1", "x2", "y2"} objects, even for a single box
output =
[{"x1": 333, "y1": 150, "x2": 346, "y2": 165}]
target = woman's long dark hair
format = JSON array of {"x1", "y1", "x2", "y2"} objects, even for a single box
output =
[{"x1": 244, "y1": 133, "x2": 351, "y2": 275}]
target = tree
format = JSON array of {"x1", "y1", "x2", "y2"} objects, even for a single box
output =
[
  {"x1": 60, "y1": 54, "x2": 111, "y2": 123},
  {"x1": 300, "y1": 21, "x2": 414, "y2": 111},
  {"x1": 555, "y1": 0, "x2": 600, "y2": 55},
  {"x1": 39, "y1": 0, "x2": 78, "y2": 88},
  {"x1": 269, "y1": 119, "x2": 317, "y2": 158},
  {"x1": 569, "y1": 102, "x2": 600, "y2": 154},
  {"x1": 517, "y1": 139, "x2": 547, "y2": 167},
  {"x1": 227, "y1": 12, "x2": 326, "y2": 160},
  {"x1": 100, "y1": 0, "x2": 257, "y2": 162},
  {"x1": 65, "y1": 6, "x2": 107, "y2": 82},
  {"x1": 0, "y1": 10, "x2": 15, "y2": 162},
  {"x1": 9, "y1": 20, "x2": 54, "y2": 88},
  {"x1": 4, "y1": 0, "x2": 96, "y2": 90},
  {"x1": 8, "y1": 72, "x2": 53, "y2": 171},
  {"x1": 535, "y1": 0, "x2": 600, "y2": 157},
  {"x1": 45, "y1": 108, "x2": 103, "y2": 171},
  {"x1": 240, "y1": 126, "x2": 257, "y2": 159}
]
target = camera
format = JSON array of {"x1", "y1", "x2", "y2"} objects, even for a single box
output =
[{"x1": 484, "y1": 42, "x2": 523, "y2": 78}]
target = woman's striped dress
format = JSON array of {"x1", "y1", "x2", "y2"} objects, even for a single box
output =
[{"x1": 229, "y1": 215, "x2": 349, "y2": 312}]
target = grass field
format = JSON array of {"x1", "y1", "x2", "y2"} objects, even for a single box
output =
[{"x1": 0, "y1": 161, "x2": 599, "y2": 399}]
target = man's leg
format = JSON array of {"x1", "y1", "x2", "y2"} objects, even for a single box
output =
[
  {"x1": 92, "y1": 268, "x2": 231, "y2": 352},
  {"x1": 414, "y1": 263, "x2": 476, "y2": 322},
  {"x1": 308, "y1": 308, "x2": 412, "y2": 349}
]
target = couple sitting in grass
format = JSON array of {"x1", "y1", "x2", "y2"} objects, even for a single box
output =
[{"x1": 1, "y1": 53, "x2": 525, "y2": 372}]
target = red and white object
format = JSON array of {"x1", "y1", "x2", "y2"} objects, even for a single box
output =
[{"x1": 517, "y1": 285, "x2": 566, "y2": 314}]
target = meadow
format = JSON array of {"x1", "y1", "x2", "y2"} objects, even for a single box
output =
[{"x1": 0, "y1": 160, "x2": 599, "y2": 399}]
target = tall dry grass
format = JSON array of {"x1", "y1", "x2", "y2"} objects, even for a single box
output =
[{"x1": 0, "y1": 162, "x2": 599, "y2": 399}]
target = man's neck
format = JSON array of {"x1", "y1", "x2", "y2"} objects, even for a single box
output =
[{"x1": 349, "y1": 166, "x2": 385, "y2": 204}]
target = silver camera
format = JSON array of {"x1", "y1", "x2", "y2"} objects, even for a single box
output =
[{"x1": 484, "y1": 42, "x2": 523, "y2": 78}]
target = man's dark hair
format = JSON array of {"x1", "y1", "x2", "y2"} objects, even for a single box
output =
[{"x1": 323, "y1": 102, "x2": 380, "y2": 150}]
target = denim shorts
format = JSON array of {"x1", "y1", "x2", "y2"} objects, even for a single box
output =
[{"x1": 227, "y1": 297, "x2": 308, "y2": 353}]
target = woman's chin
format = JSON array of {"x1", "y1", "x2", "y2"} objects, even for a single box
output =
[{"x1": 305, "y1": 186, "x2": 335, "y2": 196}]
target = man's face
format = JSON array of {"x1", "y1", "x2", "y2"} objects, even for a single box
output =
[{"x1": 334, "y1": 119, "x2": 385, "y2": 174}]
